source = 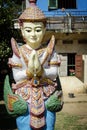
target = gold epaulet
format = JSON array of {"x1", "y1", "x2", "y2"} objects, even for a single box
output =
[
  {"x1": 11, "y1": 37, "x2": 20, "y2": 58},
  {"x1": 48, "y1": 61, "x2": 61, "y2": 66}
]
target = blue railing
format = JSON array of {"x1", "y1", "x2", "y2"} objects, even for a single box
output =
[{"x1": 43, "y1": 10, "x2": 87, "y2": 17}]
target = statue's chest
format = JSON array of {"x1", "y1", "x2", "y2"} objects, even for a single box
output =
[{"x1": 20, "y1": 45, "x2": 46, "y2": 66}]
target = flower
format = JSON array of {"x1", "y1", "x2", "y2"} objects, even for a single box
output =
[{"x1": 69, "y1": 69, "x2": 75, "y2": 73}]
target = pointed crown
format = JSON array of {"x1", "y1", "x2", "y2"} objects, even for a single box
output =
[{"x1": 19, "y1": 0, "x2": 46, "y2": 24}]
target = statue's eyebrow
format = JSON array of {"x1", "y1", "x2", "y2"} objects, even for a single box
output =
[
  {"x1": 35, "y1": 26, "x2": 42, "y2": 29},
  {"x1": 24, "y1": 26, "x2": 43, "y2": 30},
  {"x1": 24, "y1": 27, "x2": 31, "y2": 29}
]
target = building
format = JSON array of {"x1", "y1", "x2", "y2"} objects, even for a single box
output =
[{"x1": 14, "y1": 0, "x2": 87, "y2": 94}]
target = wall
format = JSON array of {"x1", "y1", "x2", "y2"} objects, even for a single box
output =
[
  {"x1": 55, "y1": 35, "x2": 87, "y2": 83},
  {"x1": 37, "y1": 0, "x2": 87, "y2": 11},
  {"x1": 83, "y1": 55, "x2": 87, "y2": 83},
  {"x1": 77, "y1": 0, "x2": 87, "y2": 10},
  {"x1": 55, "y1": 39, "x2": 87, "y2": 54}
]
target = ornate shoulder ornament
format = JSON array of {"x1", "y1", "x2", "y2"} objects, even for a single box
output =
[
  {"x1": 47, "y1": 35, "x2": 55, "y2": 55},
  {"x1": 11, "y1": 37, "x2": 20, "y2": 58},
  {"x1": 41, "y1": 35, "x2": 55, "y2": 65}
]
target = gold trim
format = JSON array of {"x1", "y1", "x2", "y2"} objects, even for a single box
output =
[
  {"x1": 37, "y1": 66, "x2": 44, "y2": 77},
  {"x1": 26, "y1": 69, "x2": 33, "y2": 79},
  {"x1": 48, "y1": 61, "x2": 60, "y2": 66},
  {"x1": 7, "y1": 94, "x2": 18, "y2": 111},
  {"x1": 12, "y1": 79, "x2": 28, "y2": 90}
]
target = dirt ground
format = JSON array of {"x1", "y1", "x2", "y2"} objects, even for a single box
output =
[
  {"x1": 61, "y1": 102, "x2": 87, "y2": 115},
  {"x1": 61, "y1": 93, "x2": 87, "y2": 115}
]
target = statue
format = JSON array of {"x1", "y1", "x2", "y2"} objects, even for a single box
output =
[{"x1": 4, "y1": 0, "x2": 63, "y2": 130}]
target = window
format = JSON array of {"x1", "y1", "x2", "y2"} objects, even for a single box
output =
[
  {"x1": 78, "y1": 39, "x2": 87, "y2": 44},
  {"x1": 48, "y1": 0, "x2": 58, "y2": 10},
  {"x1": 68, "y1": 54, "x2": 83, "y2": 78},
  {"x1": 48, "y1": 0, "x2": 76, "y2": 10},
  {"x1": 67, "y1": 53, "x2": 76, "y2": 76},
  {"x1": 63, "y1": 40, "x2": 73, "y2": 44},
  {"x1": 59, "y1": 53, "x2": 83, "y2": 77},
  {"x1": 58, "y1": 0, "x2": 76, "y2": 9}
]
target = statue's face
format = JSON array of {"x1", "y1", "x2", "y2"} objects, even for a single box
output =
[{"x1": 21, "y1": 22, "x2": 46, "y2": 49}]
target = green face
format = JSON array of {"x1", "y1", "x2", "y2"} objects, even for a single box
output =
[{"x1": 21, "y1": 22, "x2": 46, "y2": 49}]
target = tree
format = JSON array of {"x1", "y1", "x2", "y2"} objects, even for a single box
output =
[{"x1": 0, "y1": 0, "x2": 22, "y2": 73}]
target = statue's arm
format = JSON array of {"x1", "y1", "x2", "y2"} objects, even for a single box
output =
[{"x1": 9, "y1": 53, "x2": 27, "y2": 82}]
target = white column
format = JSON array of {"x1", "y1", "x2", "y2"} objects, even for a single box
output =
[
  {"x1": 26, "y1": 0, "x2": 29, "y2": 8},
  {"x1": 83, "y1": 55, "x2": 87, "y2": 83}
]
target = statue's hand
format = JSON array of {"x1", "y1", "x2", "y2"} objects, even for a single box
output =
[
  {"x1": 34, "y1": 52, "x2": 41, "y2": 74},
  {"x1": 28, "y1": 50, "x2": 35, "y2": 74},
  {"x1": 27, "y1": 50, "x2": 43, "y2": 77}
]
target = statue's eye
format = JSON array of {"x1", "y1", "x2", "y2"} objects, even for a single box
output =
[
  {"x1": 36, "y1": 29, "x2": 41, "y2": 32},
  {"x1": 26, "y1": 29, "x2": 31, "y2": 32},
  {"x1": 36, "y1": 27, "x2": 42, "y2": 32}
]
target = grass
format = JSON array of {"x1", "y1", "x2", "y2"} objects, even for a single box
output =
[
  {"x1": 0, "y1": 103, "x2": 87, "y2": 130},
  {"x1": 55, "y1": 112, "x2": 87, "y2": 130}
]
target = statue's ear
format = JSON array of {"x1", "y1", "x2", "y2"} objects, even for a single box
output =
[{"x1": 43, "y1": 27, "x2": 46, "y2": 35}]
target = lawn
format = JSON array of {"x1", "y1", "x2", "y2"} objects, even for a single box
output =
[
  {"x1": 55, "y1": 112, "x2": 87, "y2": 130},
  {"x1": 0, "y1": 103, "x2": 87, "y2": 130}
]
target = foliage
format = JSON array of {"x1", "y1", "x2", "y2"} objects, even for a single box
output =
[
  {"x1": 0, "y1": 40, "x2": 11, "y2": 60},
  {"x1": 0, "y1": 0, "x2": 22, "y2": 61}
]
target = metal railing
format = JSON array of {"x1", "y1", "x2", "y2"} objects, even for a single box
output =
[
  {"x1": 13, "y1": 10, "x2": 87, "y2": 32},
  {"x1": 43, "y1": 10, "x2": 87, "y2": 32}
]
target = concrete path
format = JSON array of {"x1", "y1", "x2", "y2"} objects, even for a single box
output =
[{"x1": 60, "y1": 76, "x2": 87, "y2": 94}]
